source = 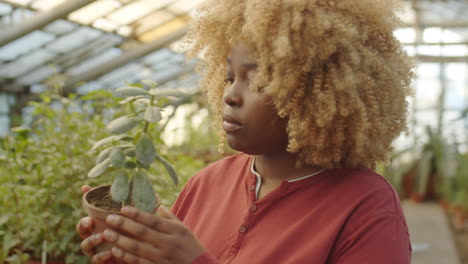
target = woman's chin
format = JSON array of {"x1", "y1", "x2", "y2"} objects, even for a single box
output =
[{"x1": 226, "y1": 137, "x2": 249, "y2": 153}]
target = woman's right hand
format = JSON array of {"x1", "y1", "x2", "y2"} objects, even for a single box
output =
[{"x1": 76, "y1": 185, "x2": 113, "y2": 263}]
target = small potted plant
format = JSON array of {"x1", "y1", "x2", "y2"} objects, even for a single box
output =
[{"x1": 82, "y1": 80, "x2": 181, "y2": 256}]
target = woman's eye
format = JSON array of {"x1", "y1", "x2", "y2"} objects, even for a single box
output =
[{"x1": 224, "y1": 77, "x2": 234, "y2": 84}]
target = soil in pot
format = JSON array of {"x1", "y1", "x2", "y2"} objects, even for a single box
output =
[{"x1": 85, "y1": 185, "x2": 122, "y2": 213}]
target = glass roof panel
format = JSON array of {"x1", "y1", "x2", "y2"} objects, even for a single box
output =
[
  {"x1": 5, "y1": 8, "x2": 33, "y2": 24},
  {"x1": 17, "y1": 66, "x2": 57, "y2": 85},
  {"x1": 69, "y1": 0, "x2": 121, "y2": 25},
  {"x1": 148, "y1": 65, "x2": 184, "y2": 83},
  {"x1": 0, "y1": 49, "x2": 54, "y2": 78},
  {"x1": 167, "y1": 0, "x2": 206, "y2": 14},
  {"x1": 43, "y1": 19, "x2": 77, "y2": 35},
  {"x1": 0, "y1": 94, "x2": 10, "y2": 114},
  {"x1": 107, "y1": 0, "x2": 173, "y2": 25},
  {"x1": 68, "y1": 48, "x2": 122, "y2": 76},
  {"x1": 0, "y1": 30, "x2": 55, "y2": 60},
  {"x1": 97, "y1": 63, "x2": 145, "y2": 86},
  {"x1": 76, "y1": 81, "x2": 103, "y2": 94},
  {"x1": 30, "y1": 84, "x2": 47, "y2": 93},
  {"x1": 142, "y1": 48, "x2": 175, "y2": 65},
  {"x1": 46, "y1": 27, "x2": 101, "y2": 53},
  {"x1": 0, "y1": 2, "x2": 12, "y2": 15},
  {"x1": 134, "y1": 10, "x2": 174, "y2": 35},
  {"x1": 31, "y1": 0, "x2": 66, "y2": 11},
  {"x1": 441, "y1": 45, "x2": 467, "y2": 57}
]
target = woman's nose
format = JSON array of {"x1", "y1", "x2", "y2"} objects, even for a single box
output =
[{"x1": 223, "y1": 82, "x2": 243, "y2": 107}]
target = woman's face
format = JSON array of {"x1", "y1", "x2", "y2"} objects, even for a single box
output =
[{"x1": 222, "y1": 44, "x2": 289, "y2": 155}]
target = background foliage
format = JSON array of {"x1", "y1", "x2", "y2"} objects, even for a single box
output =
[{"x1": 0, "y1": 90, "x2": 221, "y2": 263}]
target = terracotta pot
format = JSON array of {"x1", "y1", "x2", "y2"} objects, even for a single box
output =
[
  {"x1": 439, "y1": 199, "x2": 449, "y2": 212},
  {"x1": 453, "y1": 207, "x2": 466, "y2": 231},
  {"x1": 83, "y1": 185, "x2": 158, "y2": 263},
  {"x1": 83, "y1": 186, "x2": 126, "y2": 264},
  {"x1": 410, "y1": 193, "x2": 424, "y2": 203}
]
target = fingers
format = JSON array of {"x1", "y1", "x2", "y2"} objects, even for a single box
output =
[
  {"x1": 91, "y1": 250, "x2": 112, "y2": 264},
  {"x1": 111, "y1": 247, "x2": 165, "y2": 264},
  {"x1": 81, "y1": 233, "x2": 104, "y2": 256},
  {"x1": 103, "y1": 229, "x2": 165, "y2": 263},
  {"x1": 120, "y1": 206, "x2": 175, "y2": 234},
  {"x1": 158, "y1": 206, "x2": 178, "y2": 220},
  {"x1": 81, "y1": 185, "x2": 92, "y2": 194},
  {"x1": 76, "y1": 216, "x2": 94, "y2": 239},
  {"x1": 105, "y1": 214, "x2": 171, "y2": 246}
]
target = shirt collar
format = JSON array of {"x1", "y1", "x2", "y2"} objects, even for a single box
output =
[{"x1": 250, "y1": 156, "x2": 327, "y2": 198}]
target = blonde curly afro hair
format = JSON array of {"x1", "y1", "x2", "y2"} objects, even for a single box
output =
[{"x1": 183, "y1": 0, "x2": 414, "y2": 169}]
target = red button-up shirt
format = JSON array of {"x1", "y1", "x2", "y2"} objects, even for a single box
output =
[{"x1": 171, "y1": 154, "x2": 411, "y2": 264}]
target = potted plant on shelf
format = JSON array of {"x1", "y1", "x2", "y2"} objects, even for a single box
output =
[{"x1": 82, "y1": 80, "x2": 181, "y2": 256}]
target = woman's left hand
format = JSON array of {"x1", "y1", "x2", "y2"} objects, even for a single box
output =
[{"x1": 102, "y1": 205, "x2": 206, "y2": 264}]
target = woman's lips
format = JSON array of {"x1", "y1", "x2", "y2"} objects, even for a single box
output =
[{"x1": 222, "y1": 120, "x2": 242, "y2": 132}]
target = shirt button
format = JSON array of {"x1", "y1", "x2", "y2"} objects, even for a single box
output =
[
  {"x1": 248, "y1": 185, "x2": 255, "y2": 191},
  {"x1": 250, "y1": 205, "x2": 257, "y2": 212},
  {"x1": 239, "y1": 226, "x2": 247, "y2": 233}
]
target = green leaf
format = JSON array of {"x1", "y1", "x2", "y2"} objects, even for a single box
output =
[
  {"x1": 116, "y1": 86, "x2": 149, "y2": 97},
  {"x1": 119, "y1": 95, "x2": 147, "y2": 105},
  {"x1": 136, "y1": 133, "x2": 156, "y2": 166},
  {"x1": 88, "y1": 158, "x2": 111, "y2": 178},
  {"x1": 90, "y1": 135, "x2": 131, "y2": 152},
  {"x1": 110, "y1": 171, "x2": 130, "y2": 202},
  {"x1": 96, "y1": 147, "x2": 113, "y2": 164},
  {"x1": 131, "y1": 170, "x2": 158, "y2": 212},
  {"x1": 106, "y1": 116, "x2": 141, "y2": 134},
  {"x1": 136, "y1": 98, "x2": 151, "y2": 105},
  {"x1": 123, "y1": 147, "x2": 136, "y2": 157},
  {"x1": 156, "y1": 153, "x2": 178, "y2": 186},
  {"x1": 109, "y1": 148, "x2": 125, "y2": 168},
  {"x1": 124, "y1": 161, "x2": 137, "y2": 169},
  {"x1": 142, "y1": 80, "x2": 157, "y2": 89},
  {"x1": 149, "y1": 88, "x2": 187, "y2": 98},
  {"x1": 144, "y1": 106, "x2": 162, "y2": 123}
]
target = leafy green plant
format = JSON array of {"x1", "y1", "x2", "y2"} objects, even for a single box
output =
[
  {"x1": 87, "y1": 81, "x2": 186, "y2": 212},
  {"x1": 0, "y1": 91, "x2": 117, "y2": 263}
]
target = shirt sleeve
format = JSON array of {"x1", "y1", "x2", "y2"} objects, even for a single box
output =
[
  {"x1": 329, "y1": 213, "x2": 412, "y2": 264},
  {"x1": 191, "y1": 251, "x2": 219, "y2": 264}
]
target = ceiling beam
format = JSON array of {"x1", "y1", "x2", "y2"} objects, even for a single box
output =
[
  {"x1": 401, "y1": 21, "x2": 468, "y2": 28},
  {"x1": 0, "y1": 0, "x2": 96, "y2": 47},
  {"x1": 402, "y1": 42, "x2": 468, "y2": 45},
  {"x1": 415, "y1": 55, "x2": 468, "y2": 63}
]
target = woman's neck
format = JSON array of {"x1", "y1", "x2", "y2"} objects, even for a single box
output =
[{"x1": 254, "y1": 153, "x2": 324, "y2": 184}]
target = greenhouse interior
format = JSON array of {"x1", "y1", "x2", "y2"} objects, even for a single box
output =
[{"x1": 0, "y1": 0, "x2": 467, "y2": 263}]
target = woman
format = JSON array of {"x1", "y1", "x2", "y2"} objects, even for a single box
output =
[{"x1": 77, "y1": 0, "x2": 414, "y2": 263}]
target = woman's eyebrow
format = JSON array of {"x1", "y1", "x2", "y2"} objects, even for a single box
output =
[{"x1": 242, "y1": 63, "x2": 257, "y2": 69}]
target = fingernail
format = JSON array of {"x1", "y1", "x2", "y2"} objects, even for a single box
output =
[
  {"x1": 112, "y1": 247, "x2": 124, "y2": 258},
  {"x1": 103, "y1": 229, "x2": 117, "y2": 242},
  {"x1": 92, "y1": 233, "x2": 101, "y2": 242},
  {"x1": 121, "y1": 206, "x2": 133, "y2": 214},
  {"x1": 106, "y1": 214, "x2": 121, "y2": 225}
]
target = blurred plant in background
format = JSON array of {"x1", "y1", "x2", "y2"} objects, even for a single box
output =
[{"x1": 0, "y1": 88, "x2": 221, "y2": 263}]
